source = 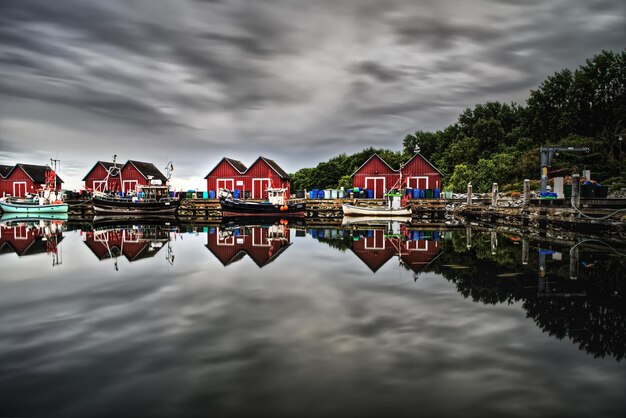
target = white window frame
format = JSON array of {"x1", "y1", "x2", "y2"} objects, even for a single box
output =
[
  {"x1": 252, "y1": 228, "x2": 270, "y2": 247},
  {"x1": 216, "y1": 227, "x2": 234, "y2": 246},
  {"x1": 364, "y1": 230, "x2": 385, "y2": 250},
  {"x1": 93, "y1": 180, "x2": 106, "y2": 192},
  {"x1": 364, "y1": 177, "x2": 386, "y2": 198},
  {"x1": 13, "y1": 181, "x2": 27, "y2": 197},
  {"x1": 216, "y1": 178, "x2": 235, "y2": 191},
  {"x1": 122, "y1": 180, "x2": 139, "y2": 193},
  {"x1": 15, "y1": 226, "x2": 28, "y2": 240},
  {"x1": 252, "y1": 178, "x2": 270, "y2": 199},
  {"x1": 409, "y1": 176, "x2": 429, "y2": 190},
  {"x1": 407, "y1": 240, "x2": 429, "y2": 251}
]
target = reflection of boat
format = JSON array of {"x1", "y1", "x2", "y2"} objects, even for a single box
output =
[
  {"x1": 342, "y1": 192, "x2": 411, "y2": 217},
  {"x1": 84, "y1": 224, "x2": 177, "y2": 270},
  {"x1": 0, "y1": 218, "x2": 65, "y2": 264},
  {"x1": 1, "y1": 212, "x2": 69, "y2": 222},
  {"x1": 341, "y1": 215, "x2": 411, "y2": 226},
  {"x1": 91, "y1": 215, "x2": 179, "y2": 229},
  {"x1": 220, "y1": 188, "x2": 306, "y2": 218}
]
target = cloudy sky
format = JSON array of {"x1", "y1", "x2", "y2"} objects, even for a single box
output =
[{"x1": 0, "y1": 0, "x2": 624, "y2": 189}]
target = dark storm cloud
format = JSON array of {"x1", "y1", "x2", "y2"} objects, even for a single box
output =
[{"x1": 0, "y1": 0, "x2": 624, "y2": 188}]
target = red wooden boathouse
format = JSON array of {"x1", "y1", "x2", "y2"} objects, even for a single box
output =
[
  {"x1": 0, "y1": 164, "x2": 63, "y2": 198},
  {"x1": 0, "y1": 223, "x2": 64, "y2": 257},
  {"x1": 351, "y1": 153, "x2": 442, "y2": 198},
  {"x1": 83, "y1": 160, "x2": 168, "y2": 194},
  {"x1": 205, "y1": 156, "x2": 291, "y2": 199}
]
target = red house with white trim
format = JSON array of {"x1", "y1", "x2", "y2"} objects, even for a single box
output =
[
  {"x1": 0, "y1": 164, "x2": 63, "y2": 198},
  {"x1": 205, "y1": 156, "x2": 291, "y2": 199},
  {"x1": 82, "y1": 160, "x2": 168, "y2": 194},
  {"x1": 351, "y1": 153, "x2": 442, "y2": 198}
]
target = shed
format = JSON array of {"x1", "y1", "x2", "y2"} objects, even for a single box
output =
[
  {"x1": 205, "y1": 156, "x2": 291, "y2": 200},
  {"x1": 82, "y1": 161, "x2": 123, "y2": 192},
  {"x1": 1, "y1": 164, "x2": 63, "y2": 197},
  {"x1": 120, "y1": 160, "x2": 168, "y2": 193},
  {"x1": 351, "y1": 153, "x2": 443, "y2": 198}
]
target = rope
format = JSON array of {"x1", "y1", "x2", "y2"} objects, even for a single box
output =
[
  {"x1": 571, "y1": 204, "x2": 626, "y2": 220},
  {"x1": 67, "y1": 199, "x2": 93, "y2": 207},
  {"x1": 569, "y1": 238, "x2": 626, "y2": 258}
]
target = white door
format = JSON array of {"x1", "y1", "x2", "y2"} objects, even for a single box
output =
[
  {"x1": 216, "y1": 179, "x2": 235, "y2": 192},
  {"x1": 252, "y1": 178, "x2": 270, "y2": 199},
  {"x1": 122, "y1": 180, "x2": 138, "y2": 193},
  {"x1": 13, "y1": 182, "x2": 27, "y2": 197},
  {"x1": 364, "y1": 177, "x2": 386, "y2": 198},
  {"x1": 93, "y1": 180, "x2": 106, "y2": 192}
]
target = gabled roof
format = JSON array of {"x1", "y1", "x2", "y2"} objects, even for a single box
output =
[
  {"x1": 82, "y1": 161, "x2": 122, "y2": 180},
  {"x1": 351, "y1": 154, "x2": 396, "y2": 177},
  {"x1": 204, "y1": 157, "x2": 248, "y2": 179},
  {"x1": 254, "y1": 156, "x2": 291, "y2": 180},
  {"x1": 126, "y1": 160, "x2": 168, "y2": 182},
  {"x1": 15, "y1": 164, "x2": 64, "y2": 184},
  {"x1": 403, "y1": 153, "x2": 444, "y2": 177},
  {"x1": 0, "y1": 165, "x2": 13, "y2": 178}
]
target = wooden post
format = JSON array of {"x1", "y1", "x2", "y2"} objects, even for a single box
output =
[
  {"x1": 522, "y1": 239, "x2": 529, "y2": 265},
  {"x1": 491, "y1": 183, "x2": 498, "y2": 206},
  {"x1": 490, "y1": 231, "x2": 497, "y2": 255},
  {"x1": 569, "y1": 246, "x2": 579, "y2": 280},
  {"x1": 523, "y1": 179, "x2": 530, "y2": 206},
  {"x1": 466, "y1": 226, "x2": 472, "y2": 249},
  {"x1": 467, "y1": 183, "x2": 472, "y2": 207},
  {"x1": 571, "y1": 174, "x2": 580, "y2": 208}
]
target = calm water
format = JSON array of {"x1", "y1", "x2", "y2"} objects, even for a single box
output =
[{"x1": 0, "y1": 219, "x2": 624, "y2": 418}]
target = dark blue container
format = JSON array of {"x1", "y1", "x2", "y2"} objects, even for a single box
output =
[
  {"x1": 233, "y1": 189, "x2": 241, "y2": 199},
  {"x1": 209, "y1": 190, "x2": 216, "y2": 199},
  {"x1": 318, "y1": 230, "x2": 325, "y2": 238},
  {"x1": 209, "y1": 227, "x2": 216, "y2": 234},
  {"x1": 367, "y1": 189, "x2": 374, "y2": 199},
  {"x1": 406, "y1": 188, "x2": 413, "y2": 197},
  {"x1": 318, "y1": 190, "x2": 325, "y2": 199},
  {"x1": 419, "y1": 189, "x2": 425, "y2": 199},
  {"x1": 310, "y1": 229, "x2": 318, "y2": 238},
  {"x1": 367, "y1": 230, "x2": 374, "y2": 238},
  {"x1": 412, "y1": 230, "x2": 419, "y2": 241},
  {"x1": 433, "y1": 188, "x2": 441, "y2": 198},
  {"x1": 413, "y1": 188, "x2": 419, "y2": 199},
  {"x1": 433, "y1": 231, "x2": 440, "y2": 240}
]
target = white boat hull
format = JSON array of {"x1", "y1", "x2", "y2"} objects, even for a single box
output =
[{"x1": 342, "y1": 203, "x2": 411, "y2": 217}]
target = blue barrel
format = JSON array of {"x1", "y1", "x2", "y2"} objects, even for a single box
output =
[
  {"x1": 318, "y1": 190, "x2": 325, "y2": 199},
  {"x1": 318, "y1": 230, "x2": 325, "y2": 238},
  {"x1": 209, "y1": 190, "x2": 216, "y2": 199},
  {"x1": 209, "y1": 227, "x2": 216, "y2": 234},
  {"x1": 367, "y1": 230, "x2": 374, "y2": 238},
  {"x1": 413, "y1": 188, "x2": 419, "y2": 199},
  {"x1": 367, "y1": 189, "x2": 374, "y2": 199},
  {"x1": 433, "y1": 188, "x2": 440, "y2": 199},
  {"x1": 419, "y1": 189, "x2": 425, "y2": 199},
  {"x1": 406, "y1": 188, "x2": 413, "y2": 196},
  {"x1": 412, "y1": 230, "x2": 419, "y2": 241},
  {"x1": 233, "y1": 189, "x2": 241, "y2": 199},
  {"x1": 202, "y1": 191, "x2": 209, "y2": 199},
  {"x1": 170, "y1": 191, "x2": 175, "y2": 198},
  {"x1": 433, "y1": 231, "x2": 440, "y2": 240},
  {"x1": 233, "y1": 228, "x2": 240, "y2": 236}
]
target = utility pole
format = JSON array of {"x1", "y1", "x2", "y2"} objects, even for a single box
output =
[{"x1": 539, "y1": 147, "x2": 590, "y2": 193}]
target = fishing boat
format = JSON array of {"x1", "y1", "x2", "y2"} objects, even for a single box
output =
[
  {"x1": 342, "y1": 191, "x2": 411, "y2": 217},
  {"x1": 91, "y1": 157, "x2": 179, "y2": 216},
  {"x1": 219, "y1": 187, "x2": 306, "y2": 218},
  {"x1": 0, "y1": 162, "x2": 68, "y2": 214}
]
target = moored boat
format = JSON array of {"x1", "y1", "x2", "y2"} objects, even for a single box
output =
[
  {"x1": 219, "y1": 187, "x2": 306, "y2": 218},
  {"x1": 0, "y1": 198, "x2": 68, "y2": 214},
  {"x1": 342, "y1": 192, "x2": 411, "y2": 217}
]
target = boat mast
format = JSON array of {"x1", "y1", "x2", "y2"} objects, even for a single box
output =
[{"x1": 50, "y1": 158, "x2": 60, "y2": 192}]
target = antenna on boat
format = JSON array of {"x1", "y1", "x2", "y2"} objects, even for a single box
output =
[
  {"x1": 165, "y1": 161, "x2": 174, "y2": 182},
  {"x1": 50, "y1": 158, "x2": 60, "y2": 192}
]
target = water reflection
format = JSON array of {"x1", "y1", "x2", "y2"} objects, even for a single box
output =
[
  {"x1": 0, "y1": 219, "x2": 624, "y2": 417},
  {"x1": 0, "y1": 218, "x2": 64, "y2": 265},
  {"x1": 206, "y1": 222, "x2": 292, "y2": 267},
  {"x1": 83, "y1": 224, "x2": 178, "y2": 270}
]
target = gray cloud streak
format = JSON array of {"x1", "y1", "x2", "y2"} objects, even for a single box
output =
[{"x1": 0, "y1": 0, "x2": 624, "y2": 188}]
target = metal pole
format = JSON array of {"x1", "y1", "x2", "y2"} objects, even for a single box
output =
[{"x1": 467, "y1": 183, "x2": 472, "y2": 207}]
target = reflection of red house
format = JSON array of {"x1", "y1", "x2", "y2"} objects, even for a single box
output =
[
  {"x1": 205, "y1": 156, "x2": 291, "y2": 199},
  {"x1": 350, "y1": 229, "x2": 441, "y2": 273},
  {"x1": 206, "y1": 225, "x2": 291, "y2": 267},
  {"x1": 83, "y1": 229, "x2": 167, "y2": 262},
  {"x1": 0, "y1": 164, "x2": 63, "y2": 197},
  {"x1": 0, "y1": 224, "x2": 63, "y2": 256},
  {"x1": 351, "y1": 154, "x2": 443, "y2": 198},
  {"x1": 82, "y1": 160, "x2": 168, "y2": 194}
]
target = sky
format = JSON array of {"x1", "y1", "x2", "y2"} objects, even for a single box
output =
[{"x1": 0, "y1": 0, "x2": 624, "y2": 190}]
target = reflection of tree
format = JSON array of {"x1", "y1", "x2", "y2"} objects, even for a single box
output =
[{"x1": 425, "y1": 232, "x2": 626, "y2": 361}]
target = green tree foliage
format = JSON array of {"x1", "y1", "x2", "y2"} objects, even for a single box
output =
[{"x1": 294, "y1": 50, "x2": 625, "y2": 192}]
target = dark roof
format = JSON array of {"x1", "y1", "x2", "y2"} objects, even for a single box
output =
[
  {"x1": 82, "y1": 161, "x2": 122, "y2": 180},
  {"x1": 351, "y1": 153, "x2": 444, "y2": 177},
  {"x1": 258, "y1": 156, "x2": 291, "y2": 180},
  {"x1": 126, "y1": 160, "x2": 168, "y2": 182},
  {"x1": 0, "y1": 165, "x2": 13, "y2": 178},
  {"x1": 204, "y1": 157, "x2": 248, "y2": 178},
  {"x1": 17, "y1": 164, "x2": 64, "y2": 184}
]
